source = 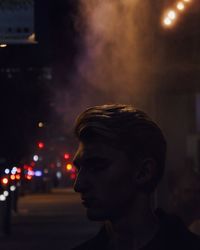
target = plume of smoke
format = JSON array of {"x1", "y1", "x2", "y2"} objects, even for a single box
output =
[
  {"x1": 76, "y1": 0, "x2": 160, "y2": 105},
  {"x1": 55, "y1": 0, "x2": 163, "y2": 129}
]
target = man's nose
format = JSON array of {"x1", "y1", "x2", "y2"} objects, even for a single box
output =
[{"x1": 73, "y1": 169, "x2": 90, "y2": 193}]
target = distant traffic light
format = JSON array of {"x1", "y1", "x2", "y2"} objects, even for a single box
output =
[
  {"x1": 64, "y1": 153, "x2": 70, "y2": 160},
  {"x1": 38, "y1": 142, "x2": 44, "y2": 149},
  {"x1": 33, "y1": 155, "x2": 39, "y2": 162},
  {"x1": 38, "y1": 122, "x2": 44, "y2": 128},
  {"x1": 10, "y1": 175, "x2": 16, "y2": 181},
  {"x1": 1, "y1": 177, "x2": 9, "y2": 185},
  {"x1": 66, "y1": 163, "x2": 73, "y2": 171}
]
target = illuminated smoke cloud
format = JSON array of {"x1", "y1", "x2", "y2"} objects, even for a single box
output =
[
  {"x1": 76, "y1": 0, "x2": 159, "y2": 105},
  {"x1": 55, "y1": 0, "x2": 162, "y2": 128}
]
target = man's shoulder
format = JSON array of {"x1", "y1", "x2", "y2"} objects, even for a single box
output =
[
  {"x1": 155, "y1": 208, "x2": 200, "y2": 250},
  {"x1": 72, "y1": 210, "x2": 200, "y2": 250},
  {"x1": 186, "y1": 230, "x2": 200, "y2": 250},
  {"x1": 72, "y1": 238, "x2": 96, "y2": 250}
]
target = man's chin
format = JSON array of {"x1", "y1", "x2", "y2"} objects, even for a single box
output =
[{"x1": 86, "y1": 208, "x2": 109, "y2": 221}]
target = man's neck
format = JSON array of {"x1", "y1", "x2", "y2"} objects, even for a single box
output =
[{"x1": 105, "y1": 196, "x2": 159, "y2": 250}]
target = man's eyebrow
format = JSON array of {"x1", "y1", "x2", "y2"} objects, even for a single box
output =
[{"x1": 73, "y1": 156, "x2": 99, "y2": 165}]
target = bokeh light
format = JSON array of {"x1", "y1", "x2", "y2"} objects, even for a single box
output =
[
  {"x1": 177, "y1": 2, "x2": 185, "y2": 10},
  {"x1": 164, "y1": 17, "x2": 172, "y2": 26},
  {"x1": 168, "y1": 10, "x2": 176, "y2": 20}
]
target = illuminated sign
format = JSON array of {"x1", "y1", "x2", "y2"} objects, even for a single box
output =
[{"x1": 0, "y1": 0, "x2": 36, "y2": 44}]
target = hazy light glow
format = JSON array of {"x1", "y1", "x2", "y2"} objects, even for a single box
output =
[
  {"x1": 38, "y1": 142, "x2": 44, "y2": 149},
  {"x1": 44, "y1": 169, "x2": 48, "y2": 174},
  {"x1": 168, "y1": 10, "x2": 176, "y2": 20},
  {"x1": 4, "y1": 168, "x2": 10, "y2": 174},
  {"x1": 38, "y1": 122, "x2": 44, "y2": 128},
  {"x1": 2, "y1": 178, "x2": 8, "y2": 185},
  {"x1": 0, "y1": 195, "x2": 6, "y2": 201},
  {"x1": 28, "y1": 33, "x2": 36, "y2": 42},
  {"x1": 10, "y1": 175, "x2": 16, "y2": 180},
  {"x1": 177, "y1": 2, "x2": 185, "y2": 10},
  {"x1": 16, "y1": 174, "x2": 21, "y2": 180},
  {"x1": 162, "y1": 0, "x2": 193, "y2": 28},
  {"x1": 56, "y1": 171, "x2": 62, "y2": 179},
  {"x1": 10, "y1": 185, "x2": 16, "y2": 191},
  {"x1": 33, "y1": 155, "x2": 39, "y2": 162},
  {"x1": 64, "y1": 153, "x2": 70, "y2": 160},
  {"x1": 66, "y1": 164, "x2": 73, "y2": 171},
  {"x1": 28, "y1": 170, "x2": 34, "y2": 176},
  {"x1": 71, "y1": 167, "x2": 77, "y2": 173},
  {"x1": 56, "y1": 161, "x2": 61, "y2": 167},
  {"x1": 26, "y1": 175, "x2": 32, "y2": 180},
  {"x1": 0, "y1": 44, "x2": 7, "y2": 48},
  {"x1": 11, "y1": 167, "x2": 17, "y2": 175},
  {"x1": 35, "y1": 170, "x2": 42, "y2": 177},
  {"x1": 164, "y1": 17, "x2": 172, "y2": 26},
  {"x1": 11, "y1": 169, "x2": 16, "y2": 175},
  {"x1": 17, "y1": 168, "x2": 21, "y2": 173},
  {"x1": 3, "y1": 191, "x2": 9, "y2": 197}
]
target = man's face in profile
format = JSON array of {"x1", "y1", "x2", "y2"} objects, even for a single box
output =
[{"x1": 73, "y1": 141, "x2": 137, "y2": 221}]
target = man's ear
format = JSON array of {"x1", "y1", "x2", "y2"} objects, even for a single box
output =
[{"x1": 135, "y1": 158, "x2": 157, "y2": 187}]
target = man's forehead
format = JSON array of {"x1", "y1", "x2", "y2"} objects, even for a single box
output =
[
  {"x1": 73, "y1": 141, "x2": 123, "y2": 161},
  {"x1": 75, "y1": 142, "x2": 106, "y2": 157}
]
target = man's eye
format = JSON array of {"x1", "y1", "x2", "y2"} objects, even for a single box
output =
[
  {"x1": 88, "y1": 164, "x2": 106, "y2": 173},
  {"x1": 87, "y1": 159, "x2": 111, "y2": 173}
]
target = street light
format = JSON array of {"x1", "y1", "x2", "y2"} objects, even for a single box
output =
[
  {"x1": 177, "y1": 2, "x2": 185, "y2": 10},
  {"x1": 38, "y1": 122, "x2": 44, "y2": 128},
  {"x1": 66, "y1": 163, "x2": 73, "y2": 171},
  {"x1": 168, "y1": 10, "x2": 177, "y2": 20},
  {"x1": 162, "y1": 0, "x2": 193, "y2": 28},
  {"x1": 163, "y1": 17, "x2": 173, "y2": 26},
  {"x1": 0, "y1": 44, "x2": 7, "y2": 48}
]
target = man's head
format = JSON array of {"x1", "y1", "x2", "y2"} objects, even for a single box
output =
[{"x1": 73, "y1": 104, "x2": 166, "y2": 221}]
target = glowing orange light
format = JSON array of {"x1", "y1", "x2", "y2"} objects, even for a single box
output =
[
  {"x1": 16, "y1": 174, "x2": 21, "y2": 180},
  {"x1": 2, "y1": 178, "x2": 8, "y2": 185},
  {"x1": 10, "y1": 175, "x2": 16, "y2": 180},
  {"x1": 26, "y1": 175, "x2": 32, "y2": 180},
  {"x1": 177, "y1": 2, "x2": 185, "y2": 10},
  {"x1": 163, "y1": 17, "x2": 172, "y2": 26},
  {"x1": 66, "y1": 164, "x2": 73, "y2": 171}
]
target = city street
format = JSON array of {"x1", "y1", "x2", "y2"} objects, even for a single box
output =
[{"x1": 0, "y1": 188, "x2": 101, "y2": 250}]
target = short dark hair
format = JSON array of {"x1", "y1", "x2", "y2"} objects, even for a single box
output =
[{"x1": 74, "y1": 104, "x2": 167, "y2": 191}]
